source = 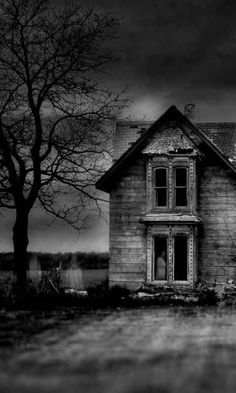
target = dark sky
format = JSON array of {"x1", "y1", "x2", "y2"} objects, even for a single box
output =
[
  {"x1": 2, "y1": 0, "x2": 236, "y2": 253},
  {"x1": 85, "y1": 0, "x2": 236, "y2": 121}
]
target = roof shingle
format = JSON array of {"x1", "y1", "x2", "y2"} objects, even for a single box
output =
[
  {"x1": 97, "y1": 106, "x2": 236, "y2": 192},
  {"x1": 113, "y1": 121, "x2": 236, "y2": 163}
]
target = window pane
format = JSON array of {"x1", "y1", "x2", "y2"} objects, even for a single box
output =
[
  {"x1": 174, "y1": 236, "x2": 188, "y2": 281},
  {"x1": 156, "y1": 188, "x2": 167, "y2": 206},
  {"x1": 155, "y1": 168, "x2": 167, "y2": 187},
  {"x1": 176, "y1": 188, "x2": 187, "y2": 206},
  {"x1": 154, "y1": 237, "x2": 167, "y2": 280},
  {"x1": 175, "y1": 168, "x2": 187, "y2": 186}
]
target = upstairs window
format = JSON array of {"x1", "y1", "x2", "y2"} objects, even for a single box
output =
[
  {"x1": 151, "y1": 161, "x2": 192, "y2": 210},
  {"x1": 174, "y1": 167, "x2": 188, "y2": 207},
  {"x1": 154, "y1": 168, "x2": 168, "y2": 207}
]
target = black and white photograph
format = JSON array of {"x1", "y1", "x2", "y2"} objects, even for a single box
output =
[{"x1": 1, "y1": 1, "x2": 236, "y2": 392}]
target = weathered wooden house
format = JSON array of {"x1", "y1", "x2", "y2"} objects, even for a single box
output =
[{"x1": 96, "y1": 105, "x2": 236, "y2": 289}]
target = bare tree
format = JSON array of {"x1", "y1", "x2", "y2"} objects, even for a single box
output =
[{"x1": 0, "y1": 0, "x2": 125, "y2": 289}]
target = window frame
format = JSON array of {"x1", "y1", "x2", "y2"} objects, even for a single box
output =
[
  {"x1": 149, "y1": 156, "x2": 195, "y2": 213},
  {"x1": 147, "y1": 225, "x2": 195, "y2": 285},
  {"x1": 153, "y1": 167, "x2": 168, "y2": 209},
  {"x1": 152, "y1": 234, "x2": 189, "y2": 284},
  {"x1": 152, "y1": 235, "x2": 169, "y2": 283},
  {"x1": 173, "y1": 166, "x2": 189, "y2": 209}
]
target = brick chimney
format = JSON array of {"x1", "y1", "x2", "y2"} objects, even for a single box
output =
[{"x1": 184, "y1": 104, "x2": 195, "y2": 123}]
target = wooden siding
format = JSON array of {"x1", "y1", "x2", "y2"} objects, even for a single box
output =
[
  {"x1": 109, "y1": 156, "x2": 147, "y2": 289},
  {"x1": 198, "y1": 154, "x2": 236, "y2": 283},
  {"x1": 109, "y1": 127, "x2": 236, "y2": 287}
]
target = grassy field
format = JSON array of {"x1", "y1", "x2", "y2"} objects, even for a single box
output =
[{"x1": 0, "y1": 306, "x2": 236, "y2": 393}]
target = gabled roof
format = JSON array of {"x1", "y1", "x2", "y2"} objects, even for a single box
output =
[
  {"x1": 96, "y1": 106, "x2": 236, "y2": 192},
  {"x1": 142, "y1": 125, "x2": 195, "y2": 155},
  {"x1": 113, "y1": 121, "x2": 153, "y2": 160},
  {"x1": 113, "y1": 121, "x2": 236, "y2": 163},
  {"x1": 197, "y1": 123, "x2": 236, "y2": 162}
]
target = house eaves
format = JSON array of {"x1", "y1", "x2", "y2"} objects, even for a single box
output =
[{"x1": 96, "y1": 105, "x2": 236, "y2": 193}]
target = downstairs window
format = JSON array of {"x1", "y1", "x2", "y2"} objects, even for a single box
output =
[{"x1": 148, "y1": 226, "x2": 195, "y2": 284}]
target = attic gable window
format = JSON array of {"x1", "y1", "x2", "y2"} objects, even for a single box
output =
[
  {"x1": 149, "y1": 156, "x2": 196, "y2": 212},
  {"x1": 154, "y1": 168, "x2": 168, "y2": 207}
]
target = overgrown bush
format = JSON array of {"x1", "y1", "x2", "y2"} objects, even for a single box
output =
[
  {"x1": 0, "y1": 275, "x2": 16, "y2": 303},
  {"x1": 37, "y1": 267, "x2": 62, "y2": 294}
]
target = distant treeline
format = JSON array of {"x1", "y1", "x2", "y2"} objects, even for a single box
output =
[{"x1": 0, "y1": 252, "x2": 109, "y2": 271}]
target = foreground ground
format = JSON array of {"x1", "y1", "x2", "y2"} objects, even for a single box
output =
[{"x1": 1, "y1": 306, "x2": 236, "y2": 393}]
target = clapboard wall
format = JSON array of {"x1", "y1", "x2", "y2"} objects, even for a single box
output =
[
  {"x1": 198, "y1": 153, "x2": 236, "y2": 283},
  {"x1": 109, "y1": 155, "x2": 147, "y2": 288},
  {"x1": 109, "y1": 149, "x2": 236, "y2": 287}
]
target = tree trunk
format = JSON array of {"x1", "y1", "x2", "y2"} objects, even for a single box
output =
[{"x1": 13, "y1": 210, "x2": 29, "y2": 290}]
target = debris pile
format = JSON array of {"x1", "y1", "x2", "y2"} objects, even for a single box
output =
[
  {"x1": 213, "y1": 282, "x2": 236, "y2": 305},
  {"x1": 129, "y1": 281, "x2": 236, "y2": 306}
]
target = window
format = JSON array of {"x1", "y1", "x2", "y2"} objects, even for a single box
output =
[
  {"x1": 174, "y1": 168, "x2": 188, "y2": 207},
  {"x1": 154, "y1": 168, "x2": 168, "y2": 207},
  {"x1": 148, "y1": 229, "x2": 193, "y2": 284},
  {"x1": 154, "y1": 236, "x2": 167, "y2": 281},
  {"x1": 174, "y1": 236, "x2": 188, "y2": 281},
  {"x1": 151, "y1": 162, "x2": 191, "y2": 210}
]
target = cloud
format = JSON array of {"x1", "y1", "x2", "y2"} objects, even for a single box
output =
[{"x1": 79, "y1": 0, "x2": 236, "y2": 119}]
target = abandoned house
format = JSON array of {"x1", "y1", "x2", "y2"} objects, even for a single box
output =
[{"x1": 96, "y1": 105, "x2": 236, "y2": 289}]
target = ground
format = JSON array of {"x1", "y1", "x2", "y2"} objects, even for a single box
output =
[{"x1": 0, "y1": 306, "x2": 236, "y2": 393}]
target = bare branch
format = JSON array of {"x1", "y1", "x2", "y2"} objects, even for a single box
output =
[{"x1": 0, "y1": 0, "x2": 126, "y2": 232}]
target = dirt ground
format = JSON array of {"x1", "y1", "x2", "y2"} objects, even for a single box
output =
[{"x1": 1, "y1": 306, "x2": 236, "y2": 393}]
